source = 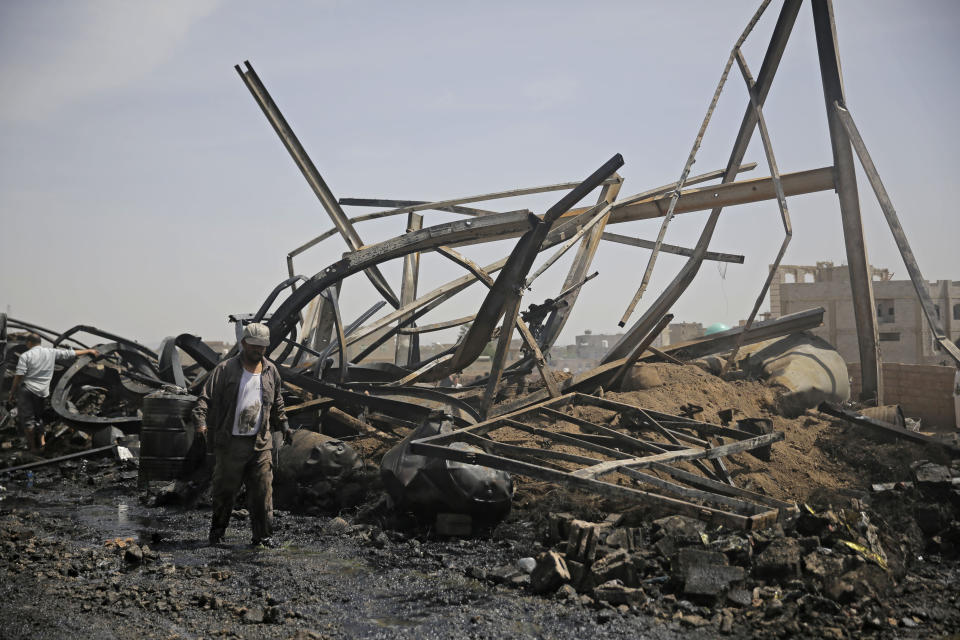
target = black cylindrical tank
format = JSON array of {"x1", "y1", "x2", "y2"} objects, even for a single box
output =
[{"x1": 138, "y1": 390, "x2": 196, "y2": 485}]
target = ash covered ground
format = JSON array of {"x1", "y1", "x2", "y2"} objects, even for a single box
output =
[{"x1": 2, "y1": 364, "x2": 959, "y2": 639}]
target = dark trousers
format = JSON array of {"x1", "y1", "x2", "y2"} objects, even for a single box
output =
[
  {"x1": 16, "y1": 387, "x2": 45, "y2": 441},
  {"x1": 211, "y1": 436, "x2": 273, "y2": 541}
]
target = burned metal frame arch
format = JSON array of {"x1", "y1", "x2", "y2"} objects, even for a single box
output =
[
  {"x1": 53, "y1": 325, "x2": 158, "y2": 361},
  {"x1": 6, "y1": 317, "x2": 89, "y2": 349},
  {"x1": 263, "y1": 155, "x2": 624, "y2": 379},
  {"x1": 51, "y1": 342, "x2": 160, "y2": 429}
]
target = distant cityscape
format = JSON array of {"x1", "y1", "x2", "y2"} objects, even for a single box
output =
[{"x1": 190, "y1": 261, "x2": 959, "y2": 376}]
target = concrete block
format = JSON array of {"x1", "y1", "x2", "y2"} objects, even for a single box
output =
[
  {"x1": 754, "y1": 538, "x2": 802, "y2": 580},
  {"x1": 591, "y1": 549, "x2": 638, "y2": 587},
  {"x1": 566, "y1": 520, "x2": 599, "y2": 564},
  {"x1": 530, "y1": 550, "x2": 570, "y2": 594}
]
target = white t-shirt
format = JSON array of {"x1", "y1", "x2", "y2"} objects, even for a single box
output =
[
  {"x1": 232, "y1": 369, "x2": 263, "y2": 437},
  {"x1": 15, "y1": 346, "x2": 77, "y2": 398}
]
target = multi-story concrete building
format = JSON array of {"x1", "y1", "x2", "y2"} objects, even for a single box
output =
[{"x1": 771, "y1": 262, "x2": 960, "y2": 366}]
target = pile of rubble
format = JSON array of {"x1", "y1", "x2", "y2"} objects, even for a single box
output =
[
  {"x1": 2, "y1": 2, "x2": 960, "y2": 636},
  {"x1": 476, "y1": 457, "x2": 960, "y2": 635}
]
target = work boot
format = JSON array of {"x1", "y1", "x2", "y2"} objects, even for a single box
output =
[
  {"x1": 251, "y1": 537, "x2": 277, "y2": 549},
  {"x1": 208, "y1": 527, "x2": 225, "y2": 546}
]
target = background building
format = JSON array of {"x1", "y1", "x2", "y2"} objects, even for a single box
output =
[{"x1": 771, "y1": 262, "x2": 960, "y2": 366}]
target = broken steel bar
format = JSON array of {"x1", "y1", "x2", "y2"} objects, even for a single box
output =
[
  {"x1": 339, "y1": 198, "x2": 515, "y2": 217},
  {"x1": 352, "y1": 176, "x2": 621, "y2": 220},
  {"x1": 395, "y1": 213, "x2": 423, "y2": 366},
  {"x1": 428, "y1": 154, "x2": 625, "y2": 383},
  {"x1": 600, "y1": 233, "x2": 744, "y2": 264},
  {"x1": 0, "y1": 445, "x2": 119, "y2": 475},
  {"x1": 397, "y1": 314, "x2": 476, "y2": 335},
  {"x1": 723, "y1": 48, "x2": 794, "y2": 372},
  {"x1": 620, "y1": 0, "x2": 773, "y2": 326},
  {"x1": 602, "y1": 0, "x2": 802, "y2": 364},
  {"x1": 6, "y1": 318, "x2": 89, "y2": 349},
  {"x1": 610, "y1": 313, "x2": 674, "y2": 388},
  {"x1": 236, "y1": 61, "x2": 400, "y2": 309},
  {"x1": 818, "y1": 402, "x2": 960, "y2": 453}
]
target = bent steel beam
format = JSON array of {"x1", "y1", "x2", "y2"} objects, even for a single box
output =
[
  {"x1": 430, "y1": 154, "x2": 624, "y2": 382},
  {"x1": 602, "y1": 0, "x2": 803, "y2": 365},
  {"x1": 600, "y1": 233, "x2": 744, "y2": 264},
  {"x1": 835, "y1": 103, "x2": 960, "y2": 366},
  {"x1": 620, "y1": 0, "x2": 773, "y2": 326},
  {"x1": 53, "y1": 325, "x2": 158, "y2": 361},
  {"x1": 236, "y1": 61, "x2": 400, "y2": 309},
  {"x1": 723, "y1": 48, "x2": 794, "y2": 372}
]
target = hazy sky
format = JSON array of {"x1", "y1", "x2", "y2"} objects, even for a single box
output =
[{"x1": 1, "y1": 1, "x2": 958, "y2": 349}]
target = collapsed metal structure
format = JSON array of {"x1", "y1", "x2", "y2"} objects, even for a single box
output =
[{"x1": 2, "y1": 0, "x2": 955, "y2": 527}]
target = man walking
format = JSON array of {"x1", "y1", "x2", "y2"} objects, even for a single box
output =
[
  {"x1": 6, "y1": 333, "x2": 99, "y2": 452},
  {"x1": 192, "y1": 323, "x2": 291, "y2": 547}
]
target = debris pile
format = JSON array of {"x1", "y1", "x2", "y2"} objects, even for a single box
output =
[{"x1": 1, "y1": 1, "x2": 960, "y2": 636}]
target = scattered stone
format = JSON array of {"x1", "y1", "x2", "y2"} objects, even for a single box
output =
[
  {"x1": 565, "y1": 559, "x2": 588, "y2": 592},
  {"x1": 684, "y1": 564, "x2": 745, "y2": 598},
  {"x1": 326, "y1": 516, "x2": 350, "y2": 534},
  {"x1": 915, "y1": 505, "x2": 942, "y2": 535},
  {"x1": 123, "y1": 544, "x2": 143, "y2": 565},
  {"x1": 547, "y1": 512, "x2": 575, "y2": 543},
  {"x1": 803, "y1": 549, "x2": 845, "y2": 581},
  {"x1": 679, "y1": 613, "x2": 711, "y2": 628},
  {"x1": 593, "y1": 579, "x2": 643, "y2": 606},
  {"x1": 516, "y1": 557, "x2": 536, "y2": 574},
  {"x1": 653, "y1": 515, "x2": 706, "y2": 542},
  {"x1": 754, "y1": 538, "x2": 802, "y2": 580},
  {"x1": 720, "y1": 608, "x2": 734, "y2": 633},
  {"x1": 566, "y1": 520, "x2": 599, "y2": 564},
  {"x1": 824, "y1": 578, "x2": 855, "y2": 603},
  {"x1": 530, "y1": 551, "x2": 570, "y2": 594},
  {"x1": 912, "y1": 461, "x2": 952, "y2": 486},
  {"x1": 555, "y1": 584, "x2": 578, "y2": 601},
  {"x1": 591, "y1": 549, "x2": 637, "y2": 587},
  {"x1": 709, "y1": 534, "x2": 752, "y2": 565},
  {"x1": 619, "y1": 365, "x2": 663, "y2": 391},
  {"x1": 726, "y1": 588, "x2": 752, "y2": 607},
  {"x1": 606, "y1": 527, "x2": 641, "y2": 551},
  {"x1": 242, "y1": 606, "x2": 264, "y2": 623},
  {"x1": 488, "y1": 564, "x2": 522, "y2": 585}
]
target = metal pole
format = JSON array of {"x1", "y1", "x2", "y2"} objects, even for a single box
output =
[
  {"x1": 236, "y1": 61, "x2": 400, "y2": 309},
  {"x1": 811, "y1": 0, "x2": 882, "y2": 403},
  {"x1": 395, "y1": 213, "x2": 423, "y2": 366}
]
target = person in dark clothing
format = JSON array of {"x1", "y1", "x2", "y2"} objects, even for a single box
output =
[{"x1": 192, "y1": 323, "x2": 291, "y2": 547}]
